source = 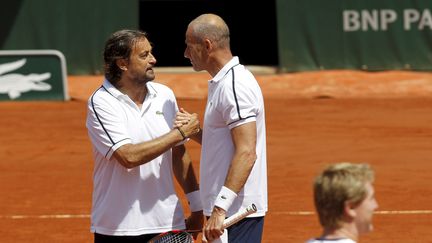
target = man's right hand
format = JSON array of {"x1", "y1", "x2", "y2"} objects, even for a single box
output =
[{"x1": 175, "y1": 108, "x2": 200, "y2": 137}]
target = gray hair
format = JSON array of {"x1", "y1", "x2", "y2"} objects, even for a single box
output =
[{"x1": 189, "y1": 14, "x2": 230, "y2": 48}]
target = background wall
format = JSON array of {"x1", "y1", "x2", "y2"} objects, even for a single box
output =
[
  {"x1": 0, "y1": 0, "x2": 138, "y2": 75},
  {"x1": 1, "y1": 0, "x2": 431, "y2": 74},
  {"x1": 139, "y1": 0, "x2": 278, "y2": 67},
  {"x1": 276, "y1": 0, "x2": 432, "y2": 72}
]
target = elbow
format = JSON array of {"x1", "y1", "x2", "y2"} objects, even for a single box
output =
[
  {"x1": 113, "y1": 148, "x2": 143, "y2": 169},
  {"x1": 122, "y1": 160, "x2": 138, "y2": 169},
  {"x1": 114, "y1": 143, "x2": 157, "y2": 168},
  {"x1": 117, "y1": 155, "x2": 140, "y2": 169}
]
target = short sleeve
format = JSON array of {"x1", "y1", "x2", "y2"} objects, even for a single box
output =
[
  {"x1": 219, "y1": 81, "x2": 258, "y2": 130},
  {"x1": 86, "y1": 93, "x2": 131, "y2": 159}
]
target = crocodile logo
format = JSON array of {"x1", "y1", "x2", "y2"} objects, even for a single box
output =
[{"x1": 0, "y1": 58, "x2": 52, "y2": 99}]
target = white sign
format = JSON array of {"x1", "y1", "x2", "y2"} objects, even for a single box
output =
[
  {"x1": 343, "y1": 9, "x2": 432, "y2": 31},
  {"x1": 0, "y1": 59, "x2": 52, "y2": 99}
]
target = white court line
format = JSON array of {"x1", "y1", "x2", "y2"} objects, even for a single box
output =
[
  {"x1": 1, "y1": 210, "x2": 432, "y2": 219},
  {"x1": 374, "y1": 210, "x2": 432, "y2": 215},
  {"x1": 0, "y1": 214, "x2": 90, "y2": 219},
  {"x1": 272, "y1": 210, "x2": 432, "y2": 216}
]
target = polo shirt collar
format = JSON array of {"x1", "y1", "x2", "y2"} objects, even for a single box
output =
[
  {"x1": 102, "y1": 79, "x2": 157, "y2": 100},
  {"x1": 102, "y1": 79, "x2": 124, "y2": 99},
  {"x1": 210, "y1": 56, "x2": 239, "y2": 83},
  {"x1": 145, "y1": 82, "x2": 158, "y2": 99}
]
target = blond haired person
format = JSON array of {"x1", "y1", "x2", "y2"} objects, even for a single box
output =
[{"x1": 306, "y1": 163, "x2": 378, "y2": 243}]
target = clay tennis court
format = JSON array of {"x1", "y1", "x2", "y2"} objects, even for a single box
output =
[{"x1": 1, "y1": 70, "x2": 432, "y2": 242}]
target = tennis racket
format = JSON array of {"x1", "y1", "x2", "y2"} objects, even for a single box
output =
[{"x1": 148, "y1": 203, "x2": 257, "y2": 243}]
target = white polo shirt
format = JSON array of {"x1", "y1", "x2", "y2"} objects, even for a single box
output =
[
  {"x1": 200, "y1": 57, "x2": 268, "y2": 217},
  {"x1": 86, "y1": 80, "x2": 185, "y2": 236}
]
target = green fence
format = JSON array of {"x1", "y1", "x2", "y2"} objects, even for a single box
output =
[
  {"x1": 2, "y1": 0, "x2": 431, "y2": 74},
  {"x1": 1, "y1": 0, "x2": 138, "y2": 75},
  {"x1": 276, "y1": 0, "x2": 432, "y2": 72}
]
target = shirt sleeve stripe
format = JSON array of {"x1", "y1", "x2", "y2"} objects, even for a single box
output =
[
  {"x1": 227, "y1": 115, "x2": 257, "y2": 126},
  {"x1": 104, "y1": 138, "x2": 130, "y2": 157},
  {"x1": 230, "y1": 65, "x2": 242, "y2": 121},
  {"x1": 90, "y1": 86, "x2": 115, "y2": 144}
]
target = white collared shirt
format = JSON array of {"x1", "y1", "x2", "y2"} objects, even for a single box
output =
[
  {"x1": 200, "y1": 57, "x2": 268, "y2": 217},
  {"x1": 86, "y1": 80, "x2": 185, "y2": 235}
]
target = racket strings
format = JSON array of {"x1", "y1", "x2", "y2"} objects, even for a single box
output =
[{"x1": 152, "y1": 231, "x2": 193, "y2": 243}]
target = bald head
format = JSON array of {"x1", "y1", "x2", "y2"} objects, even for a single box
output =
[{"x1": 188, "y1": 13, "x2": 230, "y2": 48}]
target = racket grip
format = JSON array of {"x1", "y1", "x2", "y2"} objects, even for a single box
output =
[{"x1": 223, "y1": 203, "x2": 257, "y2": 228}]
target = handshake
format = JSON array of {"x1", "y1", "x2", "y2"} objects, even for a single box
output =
[{"x1": 173, "y1": 108, "x2": 201, "y2": 140}]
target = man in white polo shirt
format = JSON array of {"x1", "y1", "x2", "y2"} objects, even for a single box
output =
[
  {"x1": 177, "y1": 14, "x2": 268, "y2": 242},
  {"x1": 86, "y1": 29, "x2": 203, "y2": 243}
]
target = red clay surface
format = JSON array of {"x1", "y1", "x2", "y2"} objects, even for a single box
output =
[{"x1": 1, "y1": 70, "x2": 432, "y2": 242}]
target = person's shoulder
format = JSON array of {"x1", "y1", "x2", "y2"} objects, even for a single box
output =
[
  {"x1": 232, "y1": 65, "x2": 258, "y2": 82},
  {"x1": 87, "y1": 84, "x2": 119, "y2": 107},
  {"x1": 147, "y1": 81, "x2": 176, "y2": 97},
  {"x1": 87, "y1": 85, "x2": 107, "y2": 102},
  {"x1": 148, "y1": 81, "x2": 172, "y2": 91}
]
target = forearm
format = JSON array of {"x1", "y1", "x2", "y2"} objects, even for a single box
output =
[
  {"x1": 113, "y1": 128, "x2": 184, "y2": 168},
  {"x1": 211, "y1": 152, "x2": 255, "y2": 215},
  {"x1": 224, "y1": 148, "x2": 256, "y2": 193},
  {"x1": 172, "y1": 145, "x2": 200, "y2": 193},
  {"x1": 214, "y1": 122, "x2": 257, "y2": 212},
  {"x1": 224, "y1": 122, "x2": 257, "y2": 193},
  {"x1": 173, "y1": 145, "x2": 203, "y2": 215}
]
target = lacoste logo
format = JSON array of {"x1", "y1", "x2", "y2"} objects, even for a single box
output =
[
  {"x1": 221, "y1": 195, "x2": 227, "y2": 200},
  {"x1": 0, "y1": 58, "x2": 52, "y2": 99},
  {"x1": 156, "y1": 111, "x2": 164, "y2": 115}
]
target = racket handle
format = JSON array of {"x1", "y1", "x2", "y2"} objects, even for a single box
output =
[{"x1": 223, "y1": 203, "x2": 257, "y2": 228}]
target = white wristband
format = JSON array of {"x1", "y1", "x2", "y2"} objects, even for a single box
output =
[
  {"x1": 214, "y1": 186, "x2": 237, "y2": 212},
  {"x1": 186, "y1": 190, "x2": 203, "y2": 212}
]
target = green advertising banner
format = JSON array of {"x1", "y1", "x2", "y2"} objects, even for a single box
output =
[
  {"x1": 0, "y1": 50, "x2": 68, "y2": 101},
  {"x1": 0, "y1": 0, "x2": 138, "y2": 75},
  {"x1": 276, "y1": 0, "x2": 432, "y2": 72}
]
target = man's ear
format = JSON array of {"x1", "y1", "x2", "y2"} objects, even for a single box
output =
[
  {"x1": 204, "y1": 38, "x2": 213, "y2": 52},
  {"x1": 344, "y1": 201, "x2": 356, "y2": 219},
  {"x1": 116, "y1": 59, "x2": 128, "y2": 71}
]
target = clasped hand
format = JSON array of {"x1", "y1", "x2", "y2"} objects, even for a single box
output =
[{"x1": 174, "y1": 108, "x2": 200, "y2": 137}]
